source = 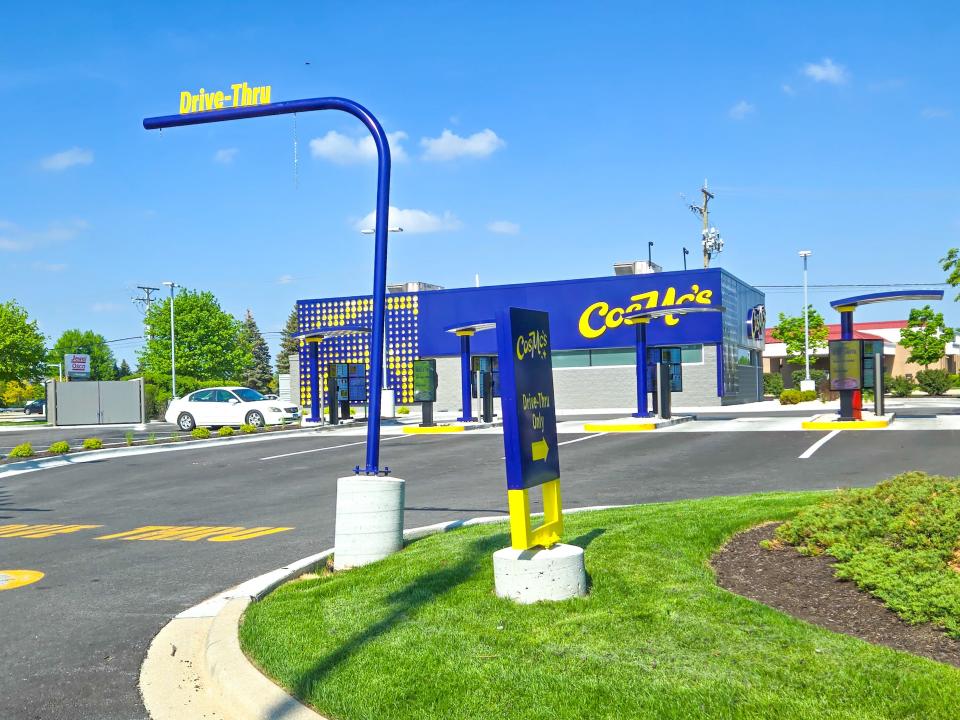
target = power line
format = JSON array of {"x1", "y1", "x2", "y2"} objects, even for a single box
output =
[
  {"x1": 132, "y1": 286, "x2": 161, "y2": 313},
  {"x1": 756, "y1": 282, "x2": 948, "y2": 289}
]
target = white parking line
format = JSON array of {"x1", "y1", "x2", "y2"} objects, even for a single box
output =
[
  {"x1": 798, "y1": 430, "x2": 841, "y2": 459},
  {"x1": 558, "y1": 432, "x2": 608, "y2": 447},
  {"x1": 260, "y1": 435, "x2": 409, "y2": 461}
]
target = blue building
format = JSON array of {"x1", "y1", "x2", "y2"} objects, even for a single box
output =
[{"x1": 296, "y1": 265, "x2": 765, "y2": 413}]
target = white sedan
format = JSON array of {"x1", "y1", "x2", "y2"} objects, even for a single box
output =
[{"x1": 165, "y1": 387, "x2": 300, "y2": 431}]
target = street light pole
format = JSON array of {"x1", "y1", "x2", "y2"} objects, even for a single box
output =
[
  {"x1": 682, "y1": 247, "x2": 689, "y2": 271},
  {"x1": 162, "y1": 281, "x2": 177, "y2": 398},
  {"x1": 799, "y1": 251, "x2": 812, "y2": 383},
  {"x1": 647, "y1": 241, "x2": 654, "y2": 266}
]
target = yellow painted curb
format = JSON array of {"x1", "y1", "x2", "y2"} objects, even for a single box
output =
[
  {"x1": 402, "y1": 425, "x2": 466, "y2": 434},
  {"x1": 801, "y1": 419, "x2": 891, "y2": 430},
  {"x1": 583, "y1": 423, "x2": 656, "y2": 432}
]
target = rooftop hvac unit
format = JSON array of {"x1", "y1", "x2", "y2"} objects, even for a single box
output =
[{"x1": 614, "y1": 260, "x2": 662, "y2": 276}]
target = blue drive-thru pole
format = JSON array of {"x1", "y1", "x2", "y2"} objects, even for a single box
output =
[
  {"x1": 457, "y1": 332, "x2": 476, "y2": 422},
  {"x1": 144, "y1": 97, "x2": 392, "y2": 474},
  {"x1": 632, "y1": 320, "x2": 651, "y2": 418},
  {"x1": 308, "y1": 342, "x2": 321, "y2": 423}
]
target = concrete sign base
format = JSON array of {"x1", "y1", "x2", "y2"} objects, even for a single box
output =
[
  {"x1": 493, "y1": 543, "x2": 587, "y2": 604},
  {"x1": 334, "y1": 476, "x2": 405, "y2": 570}
]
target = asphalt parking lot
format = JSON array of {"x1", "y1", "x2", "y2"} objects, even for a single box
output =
[{"x1": 2, "y1": 417, "x2": 959, "y2": 719}]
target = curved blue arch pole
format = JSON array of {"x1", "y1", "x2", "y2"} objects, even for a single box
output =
[{"x1": 144, "y1": 97, "x2": 392, "y2": 474}]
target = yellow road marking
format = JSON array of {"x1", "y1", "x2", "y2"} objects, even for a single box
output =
[
  {"x1": 95, "y1": 525, "x2": 294, "y2": 542},
  {"x1": 0, "y1": 524, "x2": 102, "y2": 538},
  {"x1": 0, "y1": 569, "x2": 45, "y2": 591}
]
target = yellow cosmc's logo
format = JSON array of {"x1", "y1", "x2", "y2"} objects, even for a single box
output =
[
  {"x1": 578, "y1": 285, "x2": 714, "y2": 339},
  {"x1": 179, "y1": 82, "x2": 272, "y2": 115},
  {"x1": 516, "y1": 330, "x2": 549, "y2": 361}
]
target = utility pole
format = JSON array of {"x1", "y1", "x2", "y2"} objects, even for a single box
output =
[
  {"x1": 133, "y1": 286, "x2": 161, "y2": 313},
  {"x1": 682, "y1": 247, "x2": 689, "y2": 270},
  {"x1": 162, "y1": 281, "x2": 177, "y2": 398},
  {"x1": 799, "y1": 251, "x2": 813, "y2": 387},
  {"x1": 687, "y1": 179, "x2": 723, "y2": 268}
]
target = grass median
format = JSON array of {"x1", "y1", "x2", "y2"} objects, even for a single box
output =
[{"x1": 241, "y1": 492, "x2": 960, "y2": 720}]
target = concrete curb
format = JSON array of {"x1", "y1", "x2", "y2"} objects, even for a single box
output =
[
  {"x1": 583, "y1": 416, "x2": 693, "y2": 433},
  {"x1": 801, "y1": 412, "x2": 896, "y2": 430},
  {"x1": 140, "y1": 503, "x2": 628, "y2": 720},
  {"x1": 0, "y1": 425, "x2": 344, "y2": 480}
]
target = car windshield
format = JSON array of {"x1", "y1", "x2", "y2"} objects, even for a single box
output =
[{"x1": 233, "y1": 388, "x2": 264, "y2": 402}]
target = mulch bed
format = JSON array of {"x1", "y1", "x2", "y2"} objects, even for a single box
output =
[{"x1": 712, "y1": 523, "x2": 960, "y2": 668}]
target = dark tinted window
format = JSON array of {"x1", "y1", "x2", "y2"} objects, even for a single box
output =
[
  {"x1": 190, "y1": 390, "x2": 215, "y2": 402},
  {"x1": 214, "y1": 389, "x2": 237, "y2": 402}
]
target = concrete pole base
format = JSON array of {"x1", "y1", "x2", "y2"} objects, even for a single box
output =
[
  {"x1": 493, "y1": 543, "x2": 587, "y2": 604},
  {"x1": 334, "y1": 476, "x2": 405, "y2": 571},
  {"x1": 799, "y1": 380, "x2": 816, "y2": 392}
]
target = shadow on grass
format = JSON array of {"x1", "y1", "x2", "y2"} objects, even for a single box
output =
[{"x1": 285, "y1": 532, "x2": 507, "y2": 706}]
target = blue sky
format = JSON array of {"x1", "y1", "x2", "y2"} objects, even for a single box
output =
[{"x1": 2, "y1": 2, "x2": 958, "y2": 365}]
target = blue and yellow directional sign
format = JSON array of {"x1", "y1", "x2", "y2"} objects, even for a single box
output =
[{"x1": 496, "y1": 307, "x2": 563, "y2": 550}]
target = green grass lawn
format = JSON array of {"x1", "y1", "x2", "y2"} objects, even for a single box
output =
[
  {"x1": 0, "y1": 419, "x2": 46, "y2": 427},
  {"x1": 241, "y1": 492, "x2": 960, "y2": 720}
]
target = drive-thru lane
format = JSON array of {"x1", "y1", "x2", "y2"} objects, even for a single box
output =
[{"x1": 1, "y1": 425, "x2": 958, "y2": 719}]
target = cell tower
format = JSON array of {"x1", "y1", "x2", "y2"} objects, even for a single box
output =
[{"x1": 687, "y1": 179, "x2": 724, "y2": 268}]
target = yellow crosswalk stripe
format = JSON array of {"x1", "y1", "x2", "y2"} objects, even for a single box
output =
[{"x1": 0, "y1": 524, "x2": 102, "y2": 538}]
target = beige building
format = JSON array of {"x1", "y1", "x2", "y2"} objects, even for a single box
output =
[{"x1": 763, "y1": 320, "x2": 960, "y2": 387}]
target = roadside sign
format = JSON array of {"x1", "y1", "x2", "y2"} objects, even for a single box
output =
[
  {"x1": 829, "y1": 340, "x2": 863, "y2": 390},
  {"x1": 412, "y1": 359, "x2": 437, "y2": 403},
  {"x1": 65, "y1": 354, "x2": 91, "y2": 379},
  {"x1": 497, "y1": 307, "x2": 560, "y2": 490}
]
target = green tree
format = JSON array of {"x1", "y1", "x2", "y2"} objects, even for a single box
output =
[
  {"x1": 117, "y1": 359, "x2": 132, "y2": 378},
  {"x1": 138, "y1": 289, "x2": 252, "y2": 389},
  {"x1": 0, "y1": 299, "x2": 47, "y2": 383},
  {"x1": 771, "y1": 306, "x2": 829, "y2": 366},
  {"x1": 942, "y1": 248, "x2": 960, "y2": 300},
  {"x1": 240, "y1": 309, "x2": 273, "y2": 392},
  {"x1": 899, "y1": 305, "x2": 953, "y2": 368},
  {"x1": 276, "y1": 306, "x2": 300, "y2": 374},
  {"x1": 47, "y1": 329, "x2": 117, "y2": 380}
]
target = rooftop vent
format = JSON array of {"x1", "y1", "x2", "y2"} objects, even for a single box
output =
[
  {"x1": 614, "y1": 260, "x2": 662, "y2": 276},
  {"x1": 387, "y1": 281, "x2": 445, "y2": 294}
]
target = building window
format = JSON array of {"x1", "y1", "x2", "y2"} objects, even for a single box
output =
[{"x1": 553, "y1": 344, "x2": 703, "y2": 368}]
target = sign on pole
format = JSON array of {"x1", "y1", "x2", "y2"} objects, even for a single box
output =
[
  {"x1": 65, "y1": 354, "x2": 91, "y2": 380},
  {"x1": 829, "y1": 340, "x2": 863, "y2": 390},
  {"x1": 496, "y1": 307, "x2": 562, "y2": 550}
]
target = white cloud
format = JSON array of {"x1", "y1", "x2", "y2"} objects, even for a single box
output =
[
  {"x1": 355, "y1": 206, "x2": 462, "y2": 234},
  {"x1": 781, "y1": 84, "x2": 796, "y2": 96},
  {"x1": 728, "y1": 100, "x2": 755, "y2": 120},
  {"x1": 310, "y1": 130, "x2": 408, "y2": 164},
  {"x1": 803, "y1": 58, "x2": 849, "y2": 85},
  {"x1": 277, "y1": 274, "x2": 294, "y2": 285},
  {"x1": 420, "y1": 129, "x2": 505, "y2": 161},
  {"x1": 91, "y1": 302, "x2": 122, "y2": 313},
  {"x1": 487, "y1": 220, "x2": 520, "y2": 235},
  {"x1": 34, "y1": 262, "x2": 67, "y2": 272},
  {"x1": 40, "y1": 147, "x2": 94, "y2": 171},
  {"x1": 0, "y1": 218, "x2": 88, "y2": 252},
  {"x1": 214, "y1": 148, "x2": 238, "y2": 164},
  {"x1": 921, "y1": 107, "x2": 951, "y2": 119}
]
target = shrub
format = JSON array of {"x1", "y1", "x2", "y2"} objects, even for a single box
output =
[
  {"x1": 8, "y1": 442, "x2": 34, "y2": 458},
  {"x1": 170, "y1": 431, "x2": 180, "y2": 442},
  {"x1": 82, "y1": 438, "x2": 103, "y2": 450},
  {"x1": 790, "y1": 368, "x2": 826, "y2": 389},
  {"x1": 48, "y1": 441, "x2": 70, "y2": 455},
  {"x1": 799, "y1": 390, "x2": 817, "y2": 402},
  {"x1": 915, "y1": 369, "x2": 952, "y2": 396},
  {"x1": 779, "y1": 389, "x2": 802, "y2": 405},
  {"x1": 218, "y1": 426, "x2": 235, "y2": 437},
  {"x1": 146, "y1": 433, "x2": 157, "y2": 445},
  {"x1": 125, "y1": 431, "x2": 134, "y2": 446},
  {"x1": 191, "y1": 427, "x2": 211, "y2": 439},
  {"x1": 240, "y1": 424, "x2": 257, "y2": 434},
  {"x1": 762, "y1": 373, "x2": 783, "y2": 397},
  {"x1": 951, "y1": 373, "x2": 960, "y2": 389},
  {"x1": 886, "y1": 375, "x2": 915, "y2": 397},
  {"x1": 396, "y1": 405, "x2": 411, "y2": 415}
]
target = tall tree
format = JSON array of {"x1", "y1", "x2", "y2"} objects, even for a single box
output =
[
  {"x1": 0, "y1": 299, "x2": 47, "y2": 383},
  {"x1": 771, "y1": 306, "x2": 829, "y2": 366},
  {"x1": 942, "y1": 248, "x2": 960, "y2": 300},
  {"x1": 117, "y1": 359, "x2": 132, "y2": 378},
  {"x1": 47, "y1": 329, "x2": 117, "y2": 380},
  {"x1": 276, "y1": 306, "x2": 300, "y2": 374},
  {"x1": 900, "y1": 305, "x2": 953, "y2": 368},
  {"x1": 138, "y1": 289, "x2": 252, "y2": 388},
  {"x1": 240, "y1": 310, "x2": 273, "y2": 392}
]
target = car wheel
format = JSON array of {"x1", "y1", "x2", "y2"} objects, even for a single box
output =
[
  {"x1": 177, "y1": 413, "x2": 196, "y2": 431},
  {"x1": 245, "y1": 410, "x2": 265, "y2": 428}
]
